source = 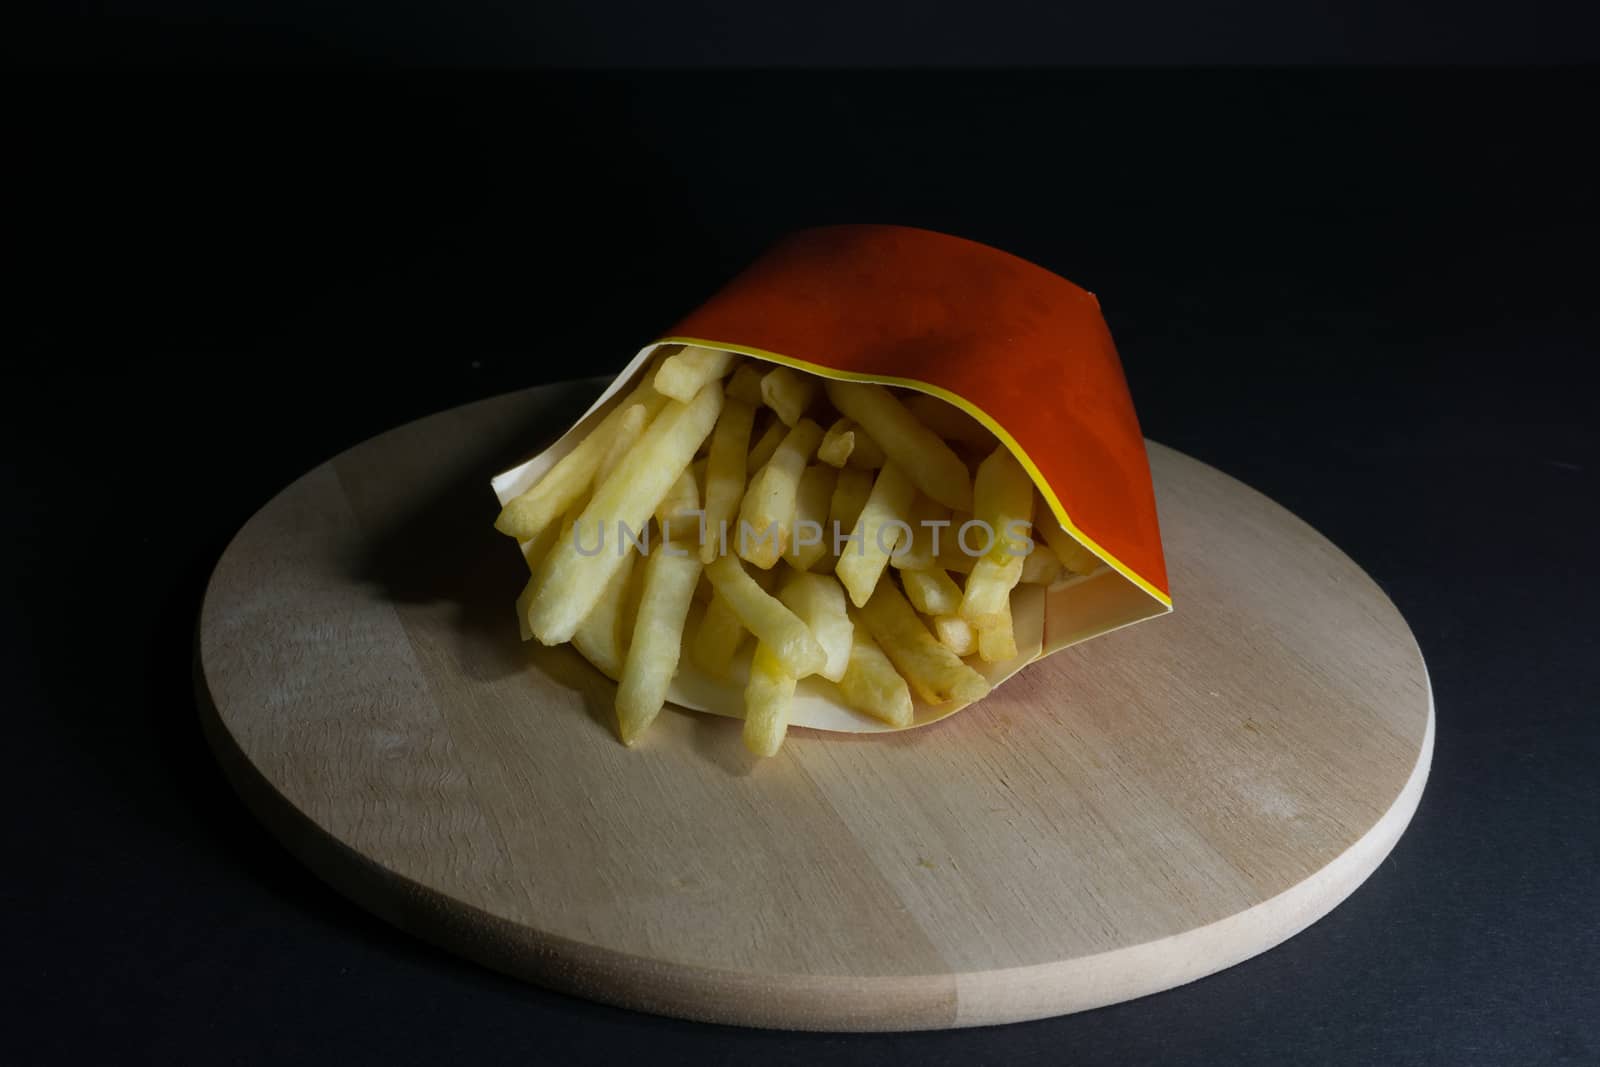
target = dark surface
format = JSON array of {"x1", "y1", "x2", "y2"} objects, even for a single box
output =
[
  {"x1": 7, "y1": 69, "x2": 1599, "y2": 1065},
  {"x1": 12, "y1": 0, "x2": 1600, "y2": 66}
]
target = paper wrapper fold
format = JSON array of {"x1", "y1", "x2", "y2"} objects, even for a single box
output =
[{"x1": 492, "y1": 225, "x2": 1170, "y2": 732}]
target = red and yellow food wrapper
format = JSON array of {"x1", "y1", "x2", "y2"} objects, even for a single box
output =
[{"x1": 493, "y1": 225, "x2": 1170, "y2": 732}]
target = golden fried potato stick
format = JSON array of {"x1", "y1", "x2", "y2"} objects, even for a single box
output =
[
  {"x1": 901, "y1": 567, "x2": 964, "y2": 617},
  {"x1": 571, "y1": 549, "x2": 638, "y2": 681},
  {"x1": 725, "y1": 362, "x2": 766, "y2": 406},
  {"x1": 859, "y1": 581, "x2": 990, "y2": 705},
  {"x1": 836, "y1": 627, "x2": 914, "y2": 728},
  {"x1": 493, "y1": 375, "x2": 667, "y2": 544},
  {"x1": 932, "y1": 614, "x2": 977, "y2": 657},
  {"x1": 1034, "y1": 491, "x2": 1104, "y2": 576},
  {"x1": 976, "y1": 596, "x2": 1019, "y2": 664},
  {"x1": 615, "y1": 543, "x2": 703, "y2": 743},
  {"x1": 746, "y1": 419, "x2": 785, "y2": 474},
  {"x1": 743, "y1": 642, "x2": 797, "y2": 758},
  {"x1": 654, "y1": 345, "x2": 735, "y2": 403},
  {"x1": 959, "y1": 446, "x2": 1033, "y2": 628},
  {"x1": 654, "y1": 464, "x2": 702, "y2": 543},
  {"x1": 595, "y1": 403, "x2": 651, "y2": 484},
  {"x1": 824, "y1": 380, "x2": 972, "y2": 511},
  {"x1": 759, "y1": 365, "x2": 819, "y2": 426},
  {"x1": 785, "y1": 464, "x2": 838, "y2": 572},
  {"x1": 778, "y1": 570, "x2": 853, "y2": 682},
  {"x1": 1019, "y1": 542, "x2": 1063, "y2": 585},
  {"x1": 704, "y1": 555, "x2": 826, "y2": 677},
  {"x1": 816, "y1": 418, "x2": 856, "y2": 469},
  {"x1": 902, "y1": 392, "x2": 995, "y2": 449},
  {"x1": 527, "y1": 382, "x2": 723, "y2": 644},
  {"x1": 835, "y1": 462, "x2": 916, "y2": 608},
  {"x1": 690, "y1": 592, "x2": 747, "y2": 679},
  {"x1": 845, "y1": 426, "x2": 887, "y2": 470},
  {"x1": 890, "y1": 494, "x2": 951, "y2": 571},
  {"x1": 699, "y1": 398, "x2": 756, "y2": 563},
  {"x1": 738, "y1": 418, "x2": 824, "y2": 569}
]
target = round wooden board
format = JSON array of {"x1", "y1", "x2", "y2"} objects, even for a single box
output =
[{"x1": 197, "y1": 382, "x2": 1433, "y2": 1031}]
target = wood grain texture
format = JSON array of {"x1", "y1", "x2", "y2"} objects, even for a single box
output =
[{"x1": 196, "y1": 382, "x2": 1433, "y2": 1031}]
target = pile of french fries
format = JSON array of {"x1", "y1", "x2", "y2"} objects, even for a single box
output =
[{"x1": 495, "y1": 346, "x2": 1103, "y2": 756}]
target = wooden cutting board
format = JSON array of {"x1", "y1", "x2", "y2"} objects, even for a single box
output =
[{"x1": 197, "y1": 382, "x2": 1433, "y2": 1031}]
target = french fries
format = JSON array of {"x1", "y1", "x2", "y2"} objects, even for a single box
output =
[
  {"x1": 571, "y1": 550, "x2": 637, "y2": 680},
  {"x1": 690, "y1": 592, "x2": 747, "y2": 679},
  {"x1": 747, "y1": 420, "x2": 785, "y2": 473},
  {"x1": 700, "y1": 399, "x2": 756, "y2": 563},
  {"x1": 932, "y1": 614, "x2": 977, "y2": 657},
  {"x1": 759, "y1": 365, "x2": 818, "y2": 426},
  {"x1": 958, "y1": 446, "x2": 1033, "y2": 633},
  {"x1": 525, "y1": 381, "x2": 723, "y2": 644},
  {"x1": 725, "y1": 363, "x2": 766, "y2": 406},
  {"x1": 901, "y1": 567, "x2": 964, "y2": 617},
  {"x1": 655, "y1": 345, "x2": 736, "y2": 403},
  {"x1": 824, "y1": 381, "x2": 972, "y2": 510},
  {"x1": 1035, "y1": 491, "x2": 1103, "y2": 576},
  {"x1": 835, "y1": 463, "x2": 917, "y2": 607},
  {"x1": 836, "y1": 628, "x2": 914, "y2": 728},
  {"x1": 976, "y1": 596, "x2": 1019, "y2": 664},
  {"x1": 785, "y1": 464, "x2": 837, "y2": 572},
  {"x1": 497, "y1": 350, "x2": 1067, "y2": 757},
  {"x1": 616, "y1": 543, "x2": 703, "y2": 743},
  {"x1": 778, "y1": 570, "x2": 853, "y2": 682},
  {"x1": 859, "y1": 581, "x2": 990, "y2": 706},
  {"x1": 902, "y1": 392, "x2": 993, "y2": 449},
  {"x1": 743, "y1": 643, "x2": 797, "y2": 757},
  {"x1": 704, "y1": 554, "x2": 826, "y2": 678},
  {"x1": 494, "y1": 373, "x2": 666, "y2": 544},
  {"x1": 737, "y1": 418, "x2": 823, "y2": 569}
]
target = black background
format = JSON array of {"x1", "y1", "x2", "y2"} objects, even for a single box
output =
[{"x1": 7, "y1": 8, "x2": 1600, "y2": 1064}]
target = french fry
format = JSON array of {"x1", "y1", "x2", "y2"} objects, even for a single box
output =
[
  {"x1": 654, "y1": 465, "x2": 700, "y2": 539},
  {"x1": 959, "y1": 446, "x2": 1033, "y2": 627},
  {"x1": 824, "y1": 380, "x2": 972, "y2": 510},
  {"x1": 816, "y1": 418, "x2": 856, "y2": 469},
  {"x1": 903, "y1": 392, "x2": 995, "y2": 449},
  {"x1": 828, "y1": 467, "x2": 875, "y2": 535},
  {"x1": 1020, "y1": 542, "x2": 1063, "y2": 585},
  {"x1": 1035, "y1": 491, "x2": 1103, "y2": 575},
  {"x1": 704, "y1": 555, "x2": 826, "y2": 677},
  {"x1": 595, "y1": 403, "x2": 650, "y2": 485},
  {"x1": 778, "y1": 570, "x2": 853, "y2": 682},
  {"x1": 725, "y1": 362, "x2": 766, "y2": 406},
  {"x1": 747, "y1": 419, "x2": 785, "y2": 474},
  {"x1": 654, "y1": 345, "x2": 735, "y2": 403},
  {"x1": 738, "y1": 418, "x2": 824, "y2": 569},
  {"x1": 743, "y1": 642, "x2": 796, "y2": 758},
  {"x1": 859, "y1": 581, "x2": 990, "y2": 705},
  {"x1": 615, "y1": 542, "x2": 703, "y2": 743},
  {"x1": 571, "y1": 549, "x2": 637, "y2": 680},
  {"x1": 845, "y1": 426, "x2": 887, "y2": 470},
  {"x1": 493, "y1": 373, "x2": 666, "y2": 543},
  {"x1": 759, "y1": 365, "x2": 819, "y2": 426},
  {"x1": 690, "y1": 592, "x2": 746, "y2": 679},
  {"x1": 976, "y1": 596, "x2": 1019, "y2": 664},
  {"x1": 527, "y1": 382, "x2": 723, "y2": 644},
  {"x1": 698, "y1": 398, "x2": 756, "y2": 563},
  {"x1": 836, "y1": 627, "x2": 914, "y2": 728},
  {"x1": 835, "y1": 462, "x2": 916, "y2": 608},
  {"x1": 901, "y1": 567, "x2": 964, "y2": 617},
  {"x1": 785, "y1": 464, "x2": 837, "y2": 572},
  {"x1": 890, "y1": 494, "x2": 951, "y2": 571},
  {"x1": 932, "y1": 614, "x2": 977, "y2": 657}
]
